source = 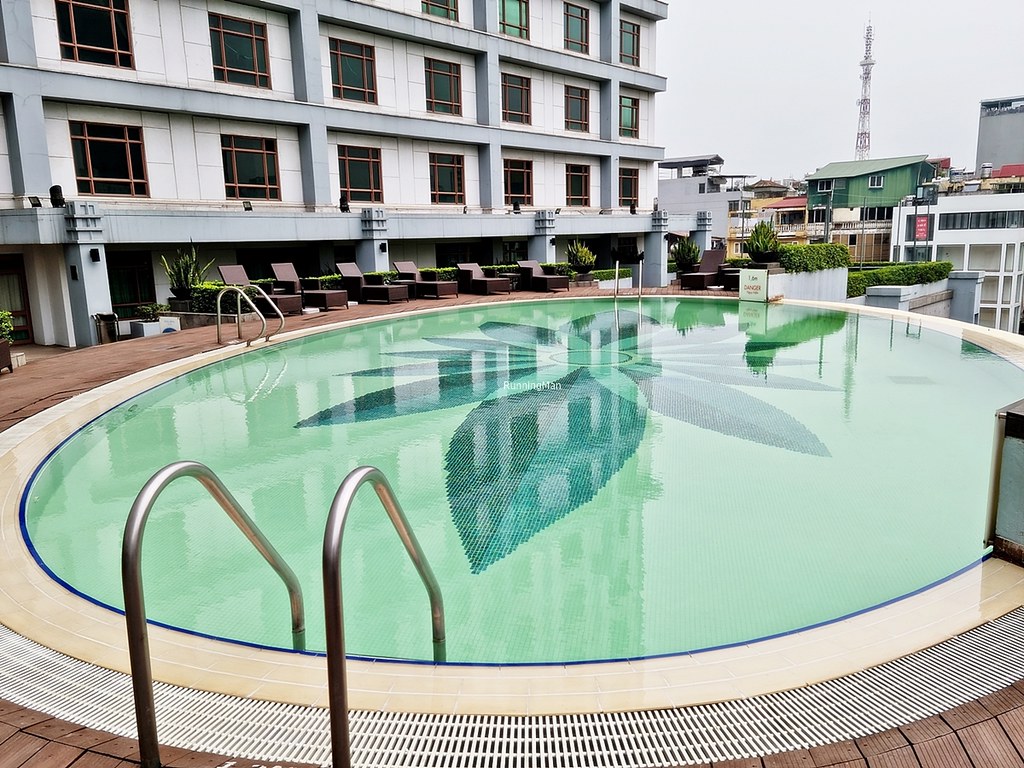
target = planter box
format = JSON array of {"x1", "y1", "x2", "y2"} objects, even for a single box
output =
[
  {"x1": 163, "y1": 311, "x2": 260, "y2": 329},
  {"x1": 129, "y1": 321, "x2": 162, "y2": 338},
  {"x1": 598, "y1": 277, "x2": 633, "y2": 290},
  {"x1": 763, "y1": 267, "x2": 849, "y2": 302}
]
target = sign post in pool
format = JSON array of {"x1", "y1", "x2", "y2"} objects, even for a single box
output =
[{"x1": 740, "y1": 269, "x2": 769, "y2": 303}]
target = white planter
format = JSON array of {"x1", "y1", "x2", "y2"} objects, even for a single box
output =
[{"x1": 129, "y1": 321, "x2": 162, "y2": 338}]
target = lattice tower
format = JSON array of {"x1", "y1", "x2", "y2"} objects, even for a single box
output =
[{"x1": 855, "y1": 24, "x2": 874, "y2": 160}]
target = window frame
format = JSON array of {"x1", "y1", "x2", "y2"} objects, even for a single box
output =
[
  {"x1": 564, "y1": 3, "x2": 589, "y2": 54},
  {"x1": 817, "y1": 179, "x2": 834, "y2": 192},
  {"x1": 209, "y1": 12, "x2": 271, "y2": 89},
  {"x1": 56, "y1": 0, "x2": 134, "y2": 68},
  {"x1": 425, "y1": 58, "x2": 463, "y2": 116},
  {"x1": 70, "y1": 120, "x2": 149, "y2": 197},
  {"x1": 867, "y1": 174, "x2": 885, "y2": 189},
  {"x1": 619, "y1": 19, "x2": 640, "y2": 66},
  {"x1": 501, "y1": 73, "x2": 532, "y2": 124},
  {"x1": 565, "y1": 85, "x2": 590, "y2": 132},
  {"x1": 338, "y1": 145, "x2": 384, "y2": 203},
  {"x1": 221, "y1": 134, "x2": 280, "y2": 200},
  {"x1": 619, "y1": 167, "x2": 639, "y2": 207},
  {"x1": 107, "y1": 251, "x2": 157, "y2": 320},
  {"x1": 329, "y1": 39, "x2": 377, "y2": 103},
  {"x1": 503, "y1": 159, "x2": 534, "y2": 206},
  {"x1": 565, "y1": 163, "x2": 591, "y2": 207},
  {"x1": 422, "y1": 0, "x2": 458, "y2": 21},
  {"x1": 499, "y1": 0, "x2": 530, "y2": 38},
  {"x1": 429, "y1": 152, "x2": 466, "y2": 204},
  {"x1": 619, "y1": 95, "x2": 639, "y2": 139}
]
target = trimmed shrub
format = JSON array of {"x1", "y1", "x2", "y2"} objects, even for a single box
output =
[
  {"x1": 136, "y1": 303, "x2": 170, "y2": 321},
  {"x1": 315, "y1": 274, "x2": 346, "y2": 290},
  {"x1": 190, "y1": 281, "x2": 260, "y2": 313},
  {"x1": 421, "y1": 267, "x2": 460, "y2": 281},
  {"x1": 542, "y1": 262, "x2": 575, "y2": 277},
  {"x1": 592, "y1": 267, "x2": 631, "y2": 281},
  {"x1": 365, "y1": 270, "x2": 398, "y2": 284},
  {"x1": 846, "y1": 261, "x2": 953, "y2": 298},
  {"x1": 777, "y1": 243, "x2": 852, "y2": 273},
  {"x1": 0, "y1": 310, "x2": 13, "y2": 342}
]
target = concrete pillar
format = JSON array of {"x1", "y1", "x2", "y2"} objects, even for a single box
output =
[
  {"x1": 2, "y1": 92, "x2": 52, "y2": 196},
  {"x1": 641, "y1": 209, "x2": 669, "y2": 287},
  {"x1": 693, "y1": 211, "x2": 713, "y2": 251},
  {"x1": 529, "y1": 210, "x2": 557, "y2": 263},
  {"x1": 63, "y1": 202, "x2": 113, "y2": 347},
  {"x1": 0, "y1": 0, "x2": 38, "y2": 65},
  {"x1": 948, "y1": 270, "x2": 985, "y2": 325},
  {"x1": 357, "y1": 208, "x2": 390, "y2": 272}
]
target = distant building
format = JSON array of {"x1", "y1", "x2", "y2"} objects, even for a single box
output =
[
  {"x1": 805, "y1": 155, "x2": 936, "y2": 263},
  {"x1": 976, "y1": 96, "x2": 1024, "y2": 171},
  {"x1": 890, "y1": 191, "x2": 1024, "y2": 333},
  {"x1": 657, "y1": 155, "x2": 751, "y2": 247}
]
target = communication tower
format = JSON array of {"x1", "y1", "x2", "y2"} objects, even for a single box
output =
[{"x1": 855, "y1": 24, "x2": 874, "y2": 160}]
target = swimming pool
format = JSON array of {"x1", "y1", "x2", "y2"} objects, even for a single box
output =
[{"x1": 21, "y1": 298, "x2": 1024, "y2": 665}]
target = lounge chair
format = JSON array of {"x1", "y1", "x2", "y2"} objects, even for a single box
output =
[
  {"x1": 456, "y1": 263, "x2": 511, "y2": 295},
  {"x1": 679, "y1": 249, "x2": 727, "y2": 290},
  {"x1": 392, "y1": 261, "x2": 459, "y2": 299},
  {"x1": 517, "y1": 260, "x2": 569, "y2": 292},
  {"x1": 335, "y1": 263, "x2": 409, "y2": 304},
  {"x1": 218, "y1": 264, "x2": 303, "y2": 315},
  {"x1": 0, "y1": 339, "x2": 13, "y2": 374},
  {"x1": 271, "y1": 263, "x2": 348, "y2": 310}
]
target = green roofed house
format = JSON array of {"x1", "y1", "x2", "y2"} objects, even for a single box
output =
[{"x1": 805, "y1": 155, "x2": 937, "y2": 262}]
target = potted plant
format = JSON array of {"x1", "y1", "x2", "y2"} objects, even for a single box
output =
[
  {"x1": 671, "y1": 238, "x2": 702, "y2": 276},
  {"x1": 566, "y1": 240, "x2": 596, "y2": 282},
  {"x1": 743, "y1": 221, "x2": 781, "y2": 265},
  {"x1": 0, "y1": 309, "x2": 13, "y2": 374},
  {"x1": 161, "y1": 242, "x2": 214, "y2": 302}
]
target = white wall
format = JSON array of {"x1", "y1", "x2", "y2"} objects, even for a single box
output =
[{"x1": 0, "y1": 108, "x2": 13, "y2": 201}]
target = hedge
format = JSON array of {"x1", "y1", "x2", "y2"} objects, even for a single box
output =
[
  {"x1": 592, "y1": 267, "x2": 631, "y2": 281},
  {"x1": 0, "y1": 309, "x2": 13, "y2": 342},
  {"x1": 846, "y1": 261, "x2": 953, "y2": 298},
  {"x1": 190, "y1": 281, "x2": 260, "y2": 313},
  {"x1": 777, "y1": 243, "x2": 852, "y2": 273}
]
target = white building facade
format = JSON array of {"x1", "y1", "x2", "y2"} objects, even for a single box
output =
[
  {"x1": 0, "y1": 0, "x2": 681, "y2": 346},
  {"x1": 891, "y1": 193, "x2": 1024, "y2": 333}
]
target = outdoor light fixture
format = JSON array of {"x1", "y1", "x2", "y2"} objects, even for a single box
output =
[
  {"x1": 89, "y1": 248, "x2": 101, "y2": 262},
  {"x1": 549, "y1": 237, "x2": 556, "y2": 245},
  {"x1": 512, "y1": 201, "x2": 522, "y2": 214},
  {"x1": 379, "y1": 242, "x2": 388, "y2": 253},
  {"x1": 629, "y1": 203, "x2": 637, "y2": 215},
  {"x1": 653, "y1": 197, "x2": 659, "y2": 211},
  {"x1": 242, "y1": 200, "x2": 253, "y2": 211},
  {"x1": 339, "y1": 194, "x2": 350, "y2": 213},
  {"x1": 463, "y1": 205, "x2": 468, "y2": 214},
  {"x1": 28, "y1": 196, "x2": 42, "y2": 208},
  {"x1": 49, "y1": 185, "x2": 65, "y2": 207}
]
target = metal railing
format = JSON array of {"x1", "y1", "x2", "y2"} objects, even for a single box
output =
[
  {"x1": 323, "y1": 466, "x2": 446, "y2": 768},
  {"x1": 122, "y1": 461, "x2": 306, "y2": 768},
  {"x1": 215, "y1": 285, "x2": 284, "y2": 346}
]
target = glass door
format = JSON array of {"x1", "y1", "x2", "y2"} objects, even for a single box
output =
[{"x1": 0, "y1": 255, "x2": 33, "y2": 344}]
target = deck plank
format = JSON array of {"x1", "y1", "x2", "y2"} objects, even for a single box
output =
[
  {"x1": 911, "y1": 733, "x2": 972, "y2": 768},
  {"x1": 959, "y1": 719, "x2": 1024, "y2": 767},
  {"x1": 810, "y1": 740, "x2": 862, "y2": 766},
  {"x1": 856, "y1": 729, "x2": 909, "y2": 757}
]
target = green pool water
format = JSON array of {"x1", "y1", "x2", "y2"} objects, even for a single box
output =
[{"x1": 21, "y1": 298, "x2": 1024, "y2": 664}]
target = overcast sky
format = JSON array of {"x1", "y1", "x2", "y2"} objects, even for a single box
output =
[{"x1": 655, "y1": 0, "x2": 1024, "y2": 182}]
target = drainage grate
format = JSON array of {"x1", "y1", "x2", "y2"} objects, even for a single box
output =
[{"x1": 2, "y1": 609, "x2": 1024, "y2": 766}]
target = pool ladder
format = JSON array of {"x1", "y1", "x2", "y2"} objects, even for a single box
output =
[
  {"x1": 122, "y1": 462, "x2": 446, "y2": 768},
  {"x1": 215, "y1": 285, "x2": 286, "y2": 346}
]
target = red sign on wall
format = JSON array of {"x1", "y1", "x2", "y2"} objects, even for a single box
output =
[{"x1": 914, "y1": 215, "x2": 930, "y2": 240}]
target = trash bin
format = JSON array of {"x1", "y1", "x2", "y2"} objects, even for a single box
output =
[{"x1": 94, "y1": 313, "x2": 120, "y2": 344}]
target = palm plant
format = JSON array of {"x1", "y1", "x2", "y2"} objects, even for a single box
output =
[
  {"x1": 670, "y1": 239, "x2": 702, "y2": 272},
  {"x1": 566, "y1": 240, "x2": 596, "y2": 275},
  {"x1": 743, "y1": 221, "x2": 780, "y2": 264},
  {"x1": 161, "y1": 242, "x2": 215, "y2": 299}
]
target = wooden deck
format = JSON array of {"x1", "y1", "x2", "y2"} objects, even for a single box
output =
[{"x1": 5, "y1": 284, "x2": 1024, "y2": 767}]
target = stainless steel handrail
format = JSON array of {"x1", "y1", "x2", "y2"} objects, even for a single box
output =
[
  {"x1": 215, "y1": 285, "x2": 285, "y2": 346},
  {"x1": 323, "y1": 466, "x2": 446, "y2": 768},
  {"x1": 122, "y1": 461, "x2": 306, "y2": 768}
]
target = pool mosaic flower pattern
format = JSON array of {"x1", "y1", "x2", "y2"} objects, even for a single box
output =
[{"x1": 298, "y1": 309, "x2": 839, "y2": 572}]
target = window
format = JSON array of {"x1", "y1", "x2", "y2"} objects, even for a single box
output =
[
  {"x1": 817, "y1": 179, "x2": 833, "y2": 192},
  {"x1": 221, "y1": 135, "x2": 280, "y2": 199},
  {"x1": 57, "y1": 0, "x2": 134, "y2": 67},
  {"x1": 429, "y1": 153, "x2": 465, "y2": 204},
  {"x1": 501, "y1": 74, "x2": 531, "y2": 124},
  {"x1": 339, "y1": 145, "x2": 383, "y2": 203},
  {"x1": 619, "y1": 20, "x2": 640, "y2": 66},
  {"x1": 504, "y1": 159, "x2": 533, "y2": 206},
  {"x1": 566, "y1": 164, "x2": 590, "y2": 206},
  {"x1": 868, "y1": 174, "x2": 884, "y2": 189},
  {"x1": 619, "y1": 95, "x2": 639, "y2": 138},
  {"x1": 809, "y1": 208, "x2": 828, "y2": 223},
  {"x1": 425, "y1": 58, "x2": 462, "y2": 115},
  {"x1": 70, "y1": 121, "x2": 148, "y2": 196},
  {"x1": 698, "y1": 182, "x2": 706, "y2": 194},
  {"x1": 500, "y1": 0, "x2": 529, "y2": 38},
  {"x1": 564, "y1": 4, "x2": 589, "y2": 54},
  {"x1": 330, "y1": 39, "x2": 376, "y2": 103},
  {"x1": 859, "y1": 206, "x2": 893, "y2": 221},
  {"x1": 565, "y1": 85, "x2": 589, "y2": 131},
  {"x1": 503, "y1": 240, "x2": 528, "y2": 262},
  {"x1": 107, "y1": 251, "x2": 156, "y2": 320},
  {"x1": 209, "y1": 13, "x2": 270, "y2": 88},
  {"x1": 619, "y1": 168, "x2": 639, "y2": 207},
  {"x1": 422, "y1": 0, "x2": 458, "y2": 20}
]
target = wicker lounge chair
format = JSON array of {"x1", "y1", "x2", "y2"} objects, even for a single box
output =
[
  {"x1": 456, "y1": 263, "x2": 511, "y2": 295},
  {"x1": 335, "y1": 263, "x2": 409, "y2": 304},
  {"x1": 679, "y1": 249, "x2": 727, "y2": 290},
  {"x1": 218, "y1": 264, "x2": 303, "y2": 315},
  {"x1": 0, "y1": 339, "x2": 13, "y2": 374},
  {"x1": 392, "y1": 261, "x2": 458, "y2": 299},
  {"x1": 517, "y1": 260, "x2": 569, "y2": 292},
  {"x1": 271, "y1": 263, "x2": 348, "y2": 310}
]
